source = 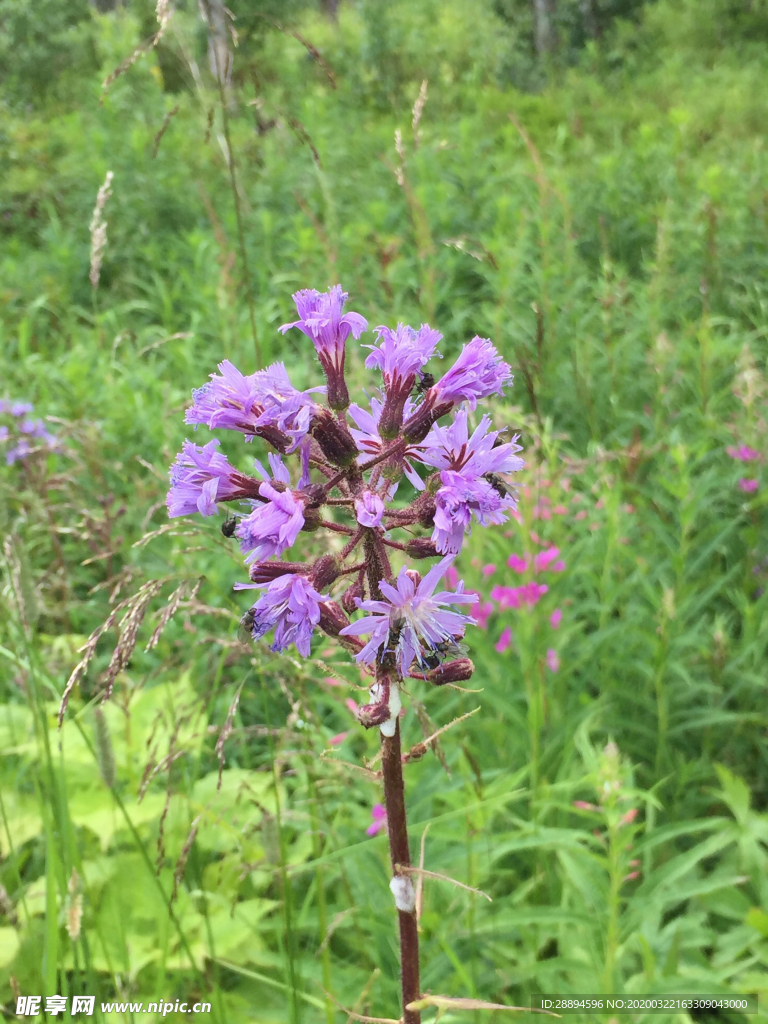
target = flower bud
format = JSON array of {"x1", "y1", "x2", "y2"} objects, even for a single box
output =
[
  {"x1": 299, "y1": 483, "x2": 327, "y2": 508},
  {"x1": 249, "y1": 561, "x2": 306, "y2": 583},
  {"x1": 311, "y1": 554, "x2": 340, "y2": 591},
  {"x1": 405, "y1": 569, "x2": 422, "y2": 589},
  {"x1": 402, "y1": 392, "x2": 453, "y2": 443},
  {"x1": 311, "y1": 408, "x2": 358, "y2": 467},
  {"x1": 341, "y1": 577, "x2": 363, "y2": 614},
  {"x1": 425, "y1": 657, "x2": 475, "y2": 685},
  {"x1": 405, "y1": 537, "x2": 439, "y2": 559},
  {"x1": 318, "y1": 600, "x2": 351, "y2": 636}
]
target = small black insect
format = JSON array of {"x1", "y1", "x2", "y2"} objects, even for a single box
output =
[
  {"x1": 221, "y1": 515, "x2": 238, "y2": 538},
  {"x1": 383, "y1": 610, "x2": 406, "y2": 662},
  {"x1": 420, "y1": 637, "x2": 468, "y2": 671},
  {"x1": 485, "y1": 472, "x2": 515, "y2": 500},
  {"x1": 237, "y1": 608, "x2": 256, "y2": 644},
  {"x1": 412, "y1": 370, "x2": 435, "y2": 402}
]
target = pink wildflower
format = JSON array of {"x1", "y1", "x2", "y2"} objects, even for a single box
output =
[
  {"x1": 329, "y1": 731, "x2": 349, "y2": 746},
  {"x1": 550, "y1": 608, "x2": 562, "y2": 630},
  {"x1": 472, "y1": 600, "x2": 495, "y2": 631},
  {"x1": 445, "y1": 564, "x2": 459, "y2": 588},
  {"x1": 573, "y1": 800, "x2": 599, "y2": 811},
  {"x1": 534, "y1": 547, "x2": 562, "y2": 572},
  {"x1": 482, "y1": 563, "x2": 496, "y2": 577},
  {"x1": 507, "y1": 553, "x2": 528, "y2": 574},
  {"x1": 727, "y1": 445, "x2": 760, "y2": 462},
  {"x1": 739, "y1": 478, "x2": 759, "y2": 493},
  {"x1": 620, "y1": 808, "x2": 638, "y2": 826},
  {"x1": 345, "y1": 698, "x2": 358, "y2": 714},
  {"x1": 553, "y1": 504, "x2": 568, "y2": 515},
  {"x1": 575, "y1": 510, "x2": 587, "y2": 521},
  {"x1": 491, "y1": 582, "x2": 548, "y2": 609},
  {"x1": 546, "y1": 648, "x2": 560, "y2": 672},
  {"x1": 495, "y1": 626, "x2": 513, "y2": 653},
  {"x1": 623, "y1": 871, "x2": 640, "y2": 882},
  {"x1": 366, "y1": 804, "x2": 387, "y2": 837}
]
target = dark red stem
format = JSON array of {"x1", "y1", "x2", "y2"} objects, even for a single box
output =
[{"x1": 381, "y1": 720, "x2": 421, "y2": 1024}]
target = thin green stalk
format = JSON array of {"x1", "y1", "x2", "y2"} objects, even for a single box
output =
[
  {"x1": 261, "y1": 676, "x2": 301, "y2": 1024},
  {"x1": 201, "y1": 0, "x2": 260, "y2": 367},
  {"x1": 308, "y1": 771, "x2": 334, "y2": 1024}
]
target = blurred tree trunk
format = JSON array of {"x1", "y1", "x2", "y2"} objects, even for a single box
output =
[
  {"x1": 322, "y1": 0, "x2": 340, "y2": 19},
  {"x1": 579, "y1": 0, "x2": 598, "y2": 39},
  {"x1": 533, "y1": 0, "x2": 557, "y2": 55}
]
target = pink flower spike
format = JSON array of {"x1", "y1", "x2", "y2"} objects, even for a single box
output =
[
  {"x1": 739, "y1": 478, "x2": 759, "y2": 493},
  {"x1": 472, "y1": 600, "x2": 495, "y2": 630},
  {"x1": 482, "y1": 563, "x2": 496, "y2": 577},
  {"x1": 507, "y1": 553, "x2": 528, "y2": 574},
  {"x1": 345, "y1": 698, "x2": 359, "y2": 714},
  {"x1": 366, "y1": 803, "x2": 387, "y2": 837},
  {"x1": 546, "y1": 648, "x2": 560, "y2": 672},
  {"x1": 329, "y1": 731, "x2": 349, "y2": 746},
  {"x1": 445, "y1": 565, "x2": 459, "y2": 588},
  {"x1": 553, "y1": 504, "x2": 568, "y2": 515},
  {"x1": 727, "y1": 445, "x2": 761, "y2": 462},
  {"x1": 620, "y1": 808, "x2": 638, "y2": 826},
  {"x1": 534, "y1": 547, "x2": 561, "y2": 572},
  {"x1": 573, "y1": 800, "x2": 599, "y2": 811},
  {"x1": 495, "y1": 626, "x2": 513, "y2": 653},
  {"x1": 323, "y1": 676, "x2": 343, "y2": 687},
  {"x1": 623, "y1": 871, "x2": 640, "y2": 882},
  {"x1": 550, "y1": 608, "x2": 562, "y2": 630},
  {"x1": 575, "y1": 510, "x2": 587, "y2": 521},
  {"x1": 552, "y1": 560, "x2": 566, "y2": 572}
]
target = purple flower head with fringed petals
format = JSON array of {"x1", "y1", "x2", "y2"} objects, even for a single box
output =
[
  {"x1": 432, "y1": 471, "x2": 515, "y2": 554},
  {"x1": 186, "y1": 360, "x2": 322, "y2": 452},
  {"x1": 1, "y1": 400, "x2": 59, "y2": 464},
  {"x1": 167, "y1": 439, "x2": 262, "y2": 518},
  {"x1": 235, "y1": 454, "x2": 306, "y2": 563},
  {"x1": 421, "y1": 410, "x2": 524, "y2": 478},
  {"x1": 280, "y1": 285, "x2": 367, "y2": 411},
  {"x1": 365, "y1": 323, "x2": 441, "y2": 438},
  {"x1": 239, "y1": 573, "x2": 328, "y2": 656},
  {"x1": 402, "y1": 337, "x2": 513, "y2": 443},
  {"x1": 168, "y1": 284, "x2": 523, "y2": 714},
  {"x1": 339, "y1": 556, "x2": 477, "y2": 675}
]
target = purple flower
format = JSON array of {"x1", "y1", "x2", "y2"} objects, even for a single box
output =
[
  {"x1": 366, "y1": 803, "x2": 387, "y2": 837},
  {"x1": 240, "y1": 573, "x2": 328, "y2": 656},
  {"x1": 420, "y1": 410, "x2": 524, "y2": 478},
  {"x1": 236, "y1": 455, "x2": 306, "y2": 562},
  {"x1": 348, "y1": 396, "x2": 424, "y2": 489},
  {"x1": 186, "y1": 360, "x2": 321, "y2": 450},
  {"x1": 727, "y1": 445, "x2": 761, "y2": 463},
  {"x1": 432, "y1": 471, "x2": 515, "y2": 554},
  {"x1": 508, "y1": 553, "x2": 528, "y2": 574},
  {"x1": 739, "y1": 478, "x2": 759, "y2": 493},
  {"x1": 550, "y1": 608, "x2": 562, "y2": 630},
  {"x1": 355, "y1": 490, "x2": 385, "y2": 528},
  {"x1": 6, "y1": 442, "x2": 31, "y2": 465},
  {"x1": 339, "y1": 555, "x2": 477, "y2": 675},
  {"x1": 279, "y1": 286, "x2": 367, "y2": 410},
  {"x1": 546, "y1": 648, "x2": 560, "y2": 672},
  {"x1": 435, "y1": 338, "x2": 512, "y2": 407},
  {"x1": 0, "y1": 426, "x2": 8, "y2": 443},
  {"x1": 167, "y1": 439, "x2": 262, "y2": 518},
  {"x1": 365, "y1": 323, "x2": 441, "y2": 437},
  {"x1": 10, "y1": 402, "x2": 33, "y2": 417},
  {"x1": 534, "y1": 547, "x2": 564, "y2": 572},
  {"x1": 402, "y1": 338, "x2": 513, "y2": 442}
]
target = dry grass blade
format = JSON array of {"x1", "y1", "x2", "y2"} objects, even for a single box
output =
[
  {"x1": 216, "y1": 683, "x2": 244, "y2": 789},
  {"x1": 407, "y1": 995, "x2": 560, "y2": 1016},
  {"x1": 171, "y1": 813, "x2": 201, "y2": 904},
  {"x1": 145, "y1": 577, "x2": 202, "y2": 651},
  {"x1": 395, "y1": 864, "x2": 491, "y2": 902},
  {"x1": 59, "y1": 578, "x2": 168, "y2": 725},
  {"x1": 101, "y1": 0, "x2": 173, "y2": 98},
  {"x1": 415, "y1": 822, "x2": 431, "y2": 922},
  {"x1": 321, "y1": 990, "x2": 401, "y2": 1024},
  {"x1": 320, "y1": 752, "x2": 381, "y2": 781},
  {"x1": 152, "y1": 104, "x2": 180, "y2": 158}
]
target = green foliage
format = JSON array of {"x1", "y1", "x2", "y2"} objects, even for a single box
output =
[{"x1": 1, "y1": 0, "x2": 768, "y2": 1020}]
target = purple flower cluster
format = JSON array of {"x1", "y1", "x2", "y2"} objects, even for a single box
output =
[
  {"x1": 167, "y1": 285, "x2": 521, "y2": 727},
  {"x1": 0, "y1": 399, "x2": 58, "y2": 465}
]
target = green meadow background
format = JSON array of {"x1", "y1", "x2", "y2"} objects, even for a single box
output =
[{"x1": 1, "y1": 0, "x2": 767, "y2": 1021}]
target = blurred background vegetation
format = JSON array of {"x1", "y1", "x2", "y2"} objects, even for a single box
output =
[{"x1": 1, "y1": 0, "x2": 767, "y2": 1021}]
